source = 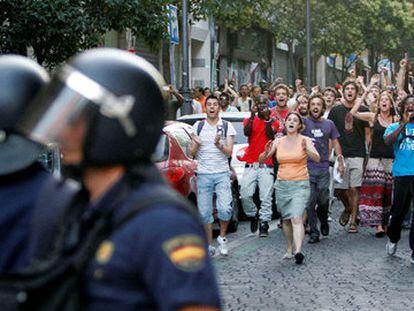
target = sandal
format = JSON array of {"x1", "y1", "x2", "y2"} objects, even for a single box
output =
[
  {"x1": 348, "y1": 223, "x2": 358, "y2": 233},
  {"x1": 339, "y1": 210, "x2": 351, "y2": 227}
]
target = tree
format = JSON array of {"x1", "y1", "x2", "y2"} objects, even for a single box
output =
[
  {"x1": 200, "y1": 0, "x2": 272, "y2": 30},
  {"x1": 267, "y1": 0, "x2": 307, "y2": 81},
  {"x1": 0, "y1": 0, "x2": 170, "y2": 68},
  {"x1": 358, "y1": 0, "x2": 414, "y2": 75},
  {"x1": 311, "y1": 0, "x2": 365, "y2": 82}
]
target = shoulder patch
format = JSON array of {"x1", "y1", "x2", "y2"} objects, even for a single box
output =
[
  {"x1": 162, "y1": 234, "x2": 206, "y2": 272},
  {"x1": 95, "y1": 240, "x2": 115, "y2": 264}
]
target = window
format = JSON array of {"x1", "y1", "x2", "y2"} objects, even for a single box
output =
[
  {"x1": 152, "y1": 134, "x2": 169, "y2": 162},
  {"x1": 172, "y1": 128, "x2": 193, "y2": 157}
]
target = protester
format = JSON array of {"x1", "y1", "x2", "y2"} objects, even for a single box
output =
[
  {"x1": 219, "y1": 92, "x2": 238, "y2": 112},
  {"x1": 194, "y1": 86, "x2": 207, "y2": 113},
  {"x1": 259, "y1": 112, "x2": 320, "y2": 264},
  {"x1": 271, "y1": 84, "x2": 290, "y2": 137},
  {"x1": 251, "y1": 85, "x2": 262, "y2": 103},
  {"x1": 351, "y1": 90, "x2": 398, "y2": 237},
  {"x1": 204, "y1": 87, "x2": 212, "y2": 98},
  {"x1": 175, "y1": 88, "x2": 202, "y2": 117},
  {"x1": 302, "y1": 95, "x2": 344, "y2": 243},
  {"x1": 238, "y1": 84, "x2": 252, "y2": 112},
  {"x1": 296, "y1": 94, "x2": 309, "y2": 117},
  {"x1": 328, "y1": 81, "x2": 370, "y2": 233},
  {"x1": 190, "y1": 95, "x2": 236, "y2": 256},
  {"x1": 22, "y1": 49, "x2": 221, "y2": 310},
  {"x1": 322, "y1": 87, "x2": 338, "y2": 118},
  {"x1": 240, "y1": 95, "x2": 279, "y2": 237},
  {"x1": 384, "y1": 95, "x2": 414, "y2": 263}
]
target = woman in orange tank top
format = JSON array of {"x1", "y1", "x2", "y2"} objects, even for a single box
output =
[{"x1": 259, "y1": 112, "x2": 320, "y2": 264}]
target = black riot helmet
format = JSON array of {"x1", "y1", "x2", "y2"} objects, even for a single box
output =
[
  {"x1": 0, "y1": 55, "x2": 49, "y2": 175},
  {"x1": 18, "y1": 48, "x2": 167, "y2": 167}
]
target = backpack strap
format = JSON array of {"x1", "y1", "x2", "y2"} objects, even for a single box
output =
[
  {"x1": 222, "y1": 120, "x2": 229, "y2": 138},
  {"x1": 197, "y1": 119, "x2": 228, "y2": 138},
  {"x1": 197, "y1": 120, "x2": 205, "y2": 136}
]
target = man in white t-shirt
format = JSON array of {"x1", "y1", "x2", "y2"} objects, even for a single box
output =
[{"x1": 190, "y1": 95, "x2": 236, "y2": 256}]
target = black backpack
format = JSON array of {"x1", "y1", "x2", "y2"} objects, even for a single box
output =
[{"x1": 0, "y1": 168, "x2": 199, "y2": 311}]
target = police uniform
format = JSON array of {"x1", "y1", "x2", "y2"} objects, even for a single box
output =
[
  {"x1": 0, "y1": 163, "x2": 50, "y2": 271},
  {"x1": 0, "y1": 55, "x2": 50, "y2": 272},
  {"x1": 33, "y1": 175, "x2": 221, "y2": 310}
]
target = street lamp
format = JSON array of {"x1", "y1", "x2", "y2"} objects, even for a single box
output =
[
  {"x1": 181, "y1": 0, "x2": 192, "y2": 115},
  {"x1": 306, "y1": 0, "x2": 312, "y2": 91}
]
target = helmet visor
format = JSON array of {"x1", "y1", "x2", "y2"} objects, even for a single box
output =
[{"x1": 18, "y1": 66, "x2": 137, "y2": 144}]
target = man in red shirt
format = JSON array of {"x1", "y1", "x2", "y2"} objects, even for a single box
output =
[
  {"x1": 270, "y1": 84, "x2": 290, "y2": 137},
  {"x1": 240, "y1": 95, "x2": 279, "y2": 237}
]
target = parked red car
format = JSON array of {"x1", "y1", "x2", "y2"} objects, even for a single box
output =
[{"x1": 153, "y1": 122, "x2": 197, "y2": 201}]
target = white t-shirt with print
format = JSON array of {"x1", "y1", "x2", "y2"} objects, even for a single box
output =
[{"x1": 192, "y1": 118, "x2": 236, "y2": 174}]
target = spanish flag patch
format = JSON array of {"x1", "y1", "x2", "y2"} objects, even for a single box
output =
[{"x1": 162, "y1": 234, "x2": 206, "y2": 271}]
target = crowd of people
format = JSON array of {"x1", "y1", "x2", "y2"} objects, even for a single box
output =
[
  {"x1": 0, "y1": 48, "x2": 413, "y2": 310},
  {"x1": 186, "y1": 58, "x2": 414, "y2": 265}
]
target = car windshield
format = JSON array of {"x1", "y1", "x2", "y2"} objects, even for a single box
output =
[
  {"x1": 152, "y1": 134, "x2": 169, "y2": 162},
  {"x1": 180, "y1": 118, "x2": 248, "y2": 145}
]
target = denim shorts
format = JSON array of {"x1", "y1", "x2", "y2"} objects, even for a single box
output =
[{"x1": 196, "y1": 172, "x2": 233, "y2": 224}]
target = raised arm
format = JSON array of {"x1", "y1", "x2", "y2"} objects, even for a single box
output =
[
  {"x1": 259, "y1": 138, "x2": 279, "y2": 164},
  {"x1": 349, "y1": 96, "x2": 375, "y2": 123},
  {"x1": 384, "y1": 110, "x2": 412, "y2": 145},
  {"x1": 397, "y1": 58, "x2": 408, "y2": 92},
  {"x1": 244, "y1": 105, "x2": 257, "y2": 137}
]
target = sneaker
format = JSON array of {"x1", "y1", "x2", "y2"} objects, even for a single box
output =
[
  {"x1": 411, "y1": 252, "x2": 414, "y2": 264},
  {"x1": 250, "y1": 215, "x2": 259, "y2": 233},
  {"x1": 327, "y1": 216, "x2": 333, "y2": 222},
  {"x1": 259, "y1": 221, "x2": 269, "y2": 237},
  {"x1": 282, "y1": 252, "x2": 293, "y2": 260},
  {"x1": 217, "y1": 236, "x2": 228, "y2": 256},
  {"x1": 208, "y1": 245, "x2": 216, "y2": 257},
  {"x1": 386, "y1": 241, "x2": 397, "y2": 256}
]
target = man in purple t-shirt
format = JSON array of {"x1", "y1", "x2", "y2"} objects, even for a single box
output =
[{"x1": 302, "y1": 95, "x2": 345, "y2": 243}]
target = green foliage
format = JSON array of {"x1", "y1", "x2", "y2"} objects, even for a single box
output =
[
  {"x1": 192, "y1": 0, "x2": 272, "y2": 30},
  {"x1": 0, "y1": 0, "x2": 170, "y2": 68},
  {"x1": 2, "y1": 0, "x2": 414, "y2": 74}
]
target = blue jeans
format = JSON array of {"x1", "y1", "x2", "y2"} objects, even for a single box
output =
[
  {"x1": 306, "y1": 169, "x2": 330, "y2": 238},
  {"x1": 197, "y1": 172, "x2": 233, "y2": 224}
]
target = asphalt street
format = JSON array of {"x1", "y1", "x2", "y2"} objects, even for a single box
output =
[{"x1": 212, "y1": 201, "x2": 414, "y2": 311}]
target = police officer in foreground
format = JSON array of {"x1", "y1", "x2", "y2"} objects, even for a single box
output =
[
  {"x1": 19, "y1": 48, "x2": 221, "y2": 310},
  {"x1": 0, "y1": 55, "x2": 51, "y2": 272}
]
